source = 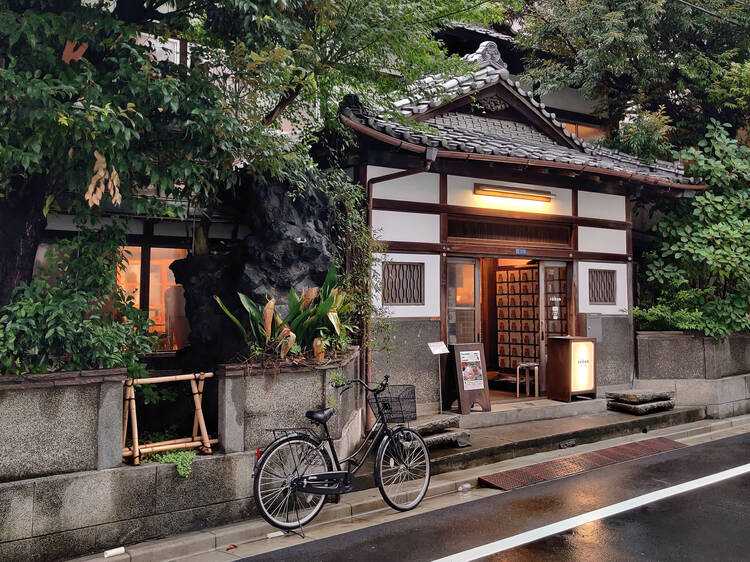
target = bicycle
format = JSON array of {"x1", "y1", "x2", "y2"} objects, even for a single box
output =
[{"x1": 252, "y1": 374, "x2": 431, "y2": 531}]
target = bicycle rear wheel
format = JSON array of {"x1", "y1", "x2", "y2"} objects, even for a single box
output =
[
  {"x1": 374, "y1": 427, "x2": 430, "y2": 511},
  {"x1": 253, "y1": 434, "x2": 332, "y2": 530}
]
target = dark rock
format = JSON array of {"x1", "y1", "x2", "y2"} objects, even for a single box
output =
[
  {"x1": 423, "y1": 429, "x2": 472, "y2": 450},
  {"x1": 607, "y1": 399, "x2": 676, "y2": 415}
]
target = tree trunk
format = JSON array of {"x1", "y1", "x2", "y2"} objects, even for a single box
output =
[{"x1": 0, "y1": 177, "x2": 49, "y2": 306}]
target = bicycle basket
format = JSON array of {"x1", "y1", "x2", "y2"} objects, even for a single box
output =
[{"x1": 368, "y1": 384, "x2": 417, "y2": 423}]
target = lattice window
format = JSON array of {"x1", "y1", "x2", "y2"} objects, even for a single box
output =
[
  {"x1": 382, "y1": 262, "x2": 425, "y2": 306},
  {"x1": 588, "y1": 269, "x2": 617, "y2": 305}
]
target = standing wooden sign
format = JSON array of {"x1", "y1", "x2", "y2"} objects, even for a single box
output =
[{"x1": 449, "y1": 343, "x2": 491, "y2": 414}]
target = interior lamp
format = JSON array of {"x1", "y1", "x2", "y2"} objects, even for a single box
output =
[{"x1": 474, "y1": 183, "x2": 555, "y2": 202}]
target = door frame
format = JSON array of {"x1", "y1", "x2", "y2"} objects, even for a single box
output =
[
  {"x1": 446, "y1": 257, "x2": 481, "y2": 345},
  {"x1": 538, "y1": 260, "x2": 573, "y2": 393}
]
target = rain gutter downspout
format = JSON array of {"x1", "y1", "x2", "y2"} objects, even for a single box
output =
[{"x1": 362, "y1": 146, "x2": 438, "y2": 430}]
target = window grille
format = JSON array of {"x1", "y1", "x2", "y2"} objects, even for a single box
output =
[
  {"x1": 382, "y1": 262, "x2": 425, "y2": 306},
  {"x1": 588, "y1": 269, "x2": 617, "y2": 305}
]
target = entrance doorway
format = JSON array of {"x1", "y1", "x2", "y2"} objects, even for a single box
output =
[{"x1": 446, "y1": 256, "x2": 571, "y2": 405}]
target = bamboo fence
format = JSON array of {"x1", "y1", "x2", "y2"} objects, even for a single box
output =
[{"x1": 122, "y1": 372, "x2": 218, "y2": 465}]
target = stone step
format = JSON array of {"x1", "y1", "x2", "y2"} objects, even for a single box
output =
[
  {"x1": 606, "y1": 390, "x2": 674, "y2": 405},
  {"x1": 414, "y1": 414, "x2": 461, "y2": 436},
  {"x1": 424, "y1": 429, "x2": 471, "y2": 450},
  {"x1": 607, "y1": 399, "x2": 676, "y2": 415}
]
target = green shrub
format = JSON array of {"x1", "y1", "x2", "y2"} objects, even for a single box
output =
[
  {"x1": 143, "y1": 450, "x2": 197, "y2": 478},
  {"x1": 0, "y1": 222, "x2": 157, "y2": 375}
]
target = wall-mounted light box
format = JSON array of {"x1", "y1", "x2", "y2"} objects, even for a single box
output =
[
  {"x1": 546, "y1": 336, "x2": 597, "y2": 402},
  {"x1": 473, "y1": 183, "x2": 555, "y2": 202}
]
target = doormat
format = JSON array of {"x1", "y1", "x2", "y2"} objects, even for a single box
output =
[{"x1": 478, "y1": 437, "x2": 686, "y2": 491}]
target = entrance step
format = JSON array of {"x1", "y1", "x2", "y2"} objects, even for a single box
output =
[
  {"x1": 414, "y1": 413, "x2": 460, "y2": 436},
  {"x1": 458, "y1": 398, "x2": 607, "y2": 430},
  {"x1": 424, "y1": 429, "x2": 471, "y2": 450}
]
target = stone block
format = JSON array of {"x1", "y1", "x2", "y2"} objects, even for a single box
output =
[
  {"x1": 32, "y1": 465, "x2": 157, "y2": 536},
  {"x1": 97, "y1": 381, "x2": 124, "y2": 470},
  {"x1": 607, "y1": 399, "x2": 675, "y2": 415},
  {"x1": 591, "y1": 316, "x2": 634, "y2": 385},
  {"x1": 637, "y1": 332, "x2": 705, "y2": 379},
  {"x1": 154, "y1": 453, "x2": 253, "y2": 513},
  {"x1": 0, "y1": 385, "x2": 100, "y2": 482},
  {"x1": 93, "y1": 498, "x2": 255, "y2": 552},
  {"x1": 218, "y1": 376, "x2": 246, "y2": 453},
  {"x1": 415, "y1": 414, "x2": 460, "y2": 436},
  {"x1": 605, "y1": 390, "x2": 674, "y2": 404},
  {"x1": 0, "y1": 528, "x2": 97, "y2": 562},
  {"x1": 705, "y1": 334, "x2": 750, "y2": 378},
  {"x1": 0, "y1": 479, "x2": 33, "y2": 541},
  {"x1": 371, "y1": 319, "x2": 441, "y2": 408}
]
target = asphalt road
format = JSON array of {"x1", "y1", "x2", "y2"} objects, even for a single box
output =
[{"x1": 242, "y1": 433, "x2": 750, "y2": 562}]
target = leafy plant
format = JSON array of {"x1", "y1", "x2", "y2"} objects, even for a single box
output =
[
  {"x1": 601, "y1": 105, "x2": 674, "y2": 163},
  {"x1": 143, "y1": 450, "x2": 197, "y2": 478},
  {"x1": 215, "y1": 265, "x2": 356, "y2": 361},
  {"x1": 0, "y1": 222, "x2": 157, "y2": 375}
]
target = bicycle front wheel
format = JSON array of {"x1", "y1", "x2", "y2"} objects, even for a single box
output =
[
  {"x1": 253, "y1": 434, "x2": 332, "y2": 530},
  {"x1": 375, "y1": 427, "x2": 430, "y2": 511}
]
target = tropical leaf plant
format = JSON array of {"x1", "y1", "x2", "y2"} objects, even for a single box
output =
[{"x1": 214, "y1": 265, "x2": 356, "y2": 361}]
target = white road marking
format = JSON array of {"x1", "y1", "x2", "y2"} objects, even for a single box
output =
[{"x1": 434, "y1": 462, "x2": 750, "y2": 562}]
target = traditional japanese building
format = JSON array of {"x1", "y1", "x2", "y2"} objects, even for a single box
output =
[{"x1": 340, "y1": 42, "x2": 705, "y2": 414}]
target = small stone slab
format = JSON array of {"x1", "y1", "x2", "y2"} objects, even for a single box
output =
[
  {"x1": 415, "y1": 414, "x2": 460, "y2": 436},
  {"x1": 606, "y1": 390, "x2": 674, "y2": 404},
  {"x1": 424, "y1": 429, "x2": 471, "y2": 449},
  {"x1": 607, "y1": 399, "x2": 675, "y2": 415}
]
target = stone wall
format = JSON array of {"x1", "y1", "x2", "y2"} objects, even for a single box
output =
[
  {"x1": 583, "y1": 314, "x2": 634, "y2": 386},
  {"x1": 0, "y1": 453, "x2": 255, "y2": 562},
  {"x1": 0, "y1": 370, "x2": 125, "y2": 483},
  {"x1": 217, "y1": 348, "x2": 362, "y2": 452},
  {"x1": 637, "y1": 332, "x2": 750, "y2": 380},
  {"x1": 371, "y1": 318, "x2": 441, "y2": 415}
]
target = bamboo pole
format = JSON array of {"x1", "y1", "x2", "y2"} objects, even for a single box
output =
[
  {"x1": 122, "y1": 438, "x2": 219, "y2": 457},
  {"x1": 133, "y1": 372, "x2": 214, "y2": 385},
  {"x1": 122, "y1": 379, "x2": 132, "y2": 448},
  {"x1": 128, "y1": 383, "x2": 140, "y2": 465},
  {"x1": 191, "y1": 373, "x2": 205, "y2": 441},
  {"x1": 122, "y1": 436, "x2": 194, "y2": 455},
  {"x1": 190, "y1": 374, "x2": 212, "y2": 453}
]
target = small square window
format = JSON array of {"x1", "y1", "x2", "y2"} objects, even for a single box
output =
[
  {"x1": 382, "y1": 262, "x2": 425, "y2": 306},
  {"x1": 588, "y1": 269, "x2": 617, "y2": 305}
]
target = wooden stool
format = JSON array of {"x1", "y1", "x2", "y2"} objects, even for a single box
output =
[{"x1": 516, "y1": 362, "x2": 539, "y2": 398}]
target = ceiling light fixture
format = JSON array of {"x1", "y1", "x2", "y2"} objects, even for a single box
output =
[{"x1": 474, "y1": 183, "x2": 555, "y2": 202}]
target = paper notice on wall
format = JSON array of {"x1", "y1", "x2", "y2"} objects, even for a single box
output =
[
  {"x1": 552, "y1": 305, "x2": 559, "y2": 320},
  {"x1": 459, "y1": 350, "x2": 484, "y2": 390}
]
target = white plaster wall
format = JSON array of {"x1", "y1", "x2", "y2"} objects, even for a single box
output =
[
  {"x1": 578, "y1": 191, "x2": 627, "y2": 222},
  {"x1": 577, "y1": 262, "x2": 629, "y2": 315},
  {"x1": 447, "y1": 175, "x2": 573, "y2": 216},
  {"x1": 372, "y1": 253, "x2": 440, "y2": 318},
  {"x1": 367, "y1": 166, "x2": 440, "y2": 203},
  {"x1": 372, "y1": 210, "x2": 440, "y2": 244},
  {"x1": 577, "y1": 226, "x2": 627, "y2": 254}
]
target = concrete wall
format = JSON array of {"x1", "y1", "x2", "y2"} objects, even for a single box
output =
[
  {"x1": 0, "y1": 453, "x2": 255, "y2": 562},
  {"x1": 637, "y1": 332, "x2": 750, "y2": 380},
  {"x1": 371, "y1": 318, "x2": 441, "y2": 415},
  {"x1": 584, "y1": 315, "x2": 634, "y2": 386},
  {"x1": 634, "y1": 374, "x2": 750, "y2": 419},
  {"x1": 218, "y1": 349, "x2": 362, "y2": 452},
  {"x1": 0, "y1": 370, "x2": 125, "y2": 483}
]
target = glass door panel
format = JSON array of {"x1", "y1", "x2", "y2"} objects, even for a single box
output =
[{"x1": 447, "y1": 259, "x2": 480, "y2": 344}]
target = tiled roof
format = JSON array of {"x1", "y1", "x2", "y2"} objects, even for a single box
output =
[{"x1": 341, "y1": 42, "x2": 699, "y2": 187}]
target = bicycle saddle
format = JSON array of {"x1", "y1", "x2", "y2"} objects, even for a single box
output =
[{"x1": 305, "y1": 407, "x2": 335, "y2": 424}]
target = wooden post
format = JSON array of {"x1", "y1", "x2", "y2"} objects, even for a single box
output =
[
  {"x1": 128, "y1": 383, "x2": 141, "y2": 465},
  {"x1": 122, "y1": 379, "x2": 132, "y2": 448},
  {"x1": 191, "y1": 374, "x2": 205, "y2": 441}
]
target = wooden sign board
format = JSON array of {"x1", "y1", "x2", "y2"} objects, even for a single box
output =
[{"x1": 446, "y1": 343, "x2": 491, "y2": 415}]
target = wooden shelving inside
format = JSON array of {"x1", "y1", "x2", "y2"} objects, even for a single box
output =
[{"x1": 496, "y1": 266, "x2": 539, "y2": 371}]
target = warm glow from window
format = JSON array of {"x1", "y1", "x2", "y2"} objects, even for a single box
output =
[
  {"x1": 565, "y1": 123, "x2": 607, "y2": 141},
  {"x1": 453, "y1": 263, "x2": 475, "y2": 305},
  {"x1": 118, "y1": 246, "x2": 190, "y2": 350},
  {"x1": 570, "y1": 341, "x2": 595, "y2": 392}
]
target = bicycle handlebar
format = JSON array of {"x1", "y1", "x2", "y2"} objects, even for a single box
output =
[{"x1": 333, "y1": 374, "x2": 389, "y2": 394}]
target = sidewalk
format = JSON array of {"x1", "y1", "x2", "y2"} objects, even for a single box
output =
[{"x1": 73, "y1": 412, "x2": 750, "y2": 562}]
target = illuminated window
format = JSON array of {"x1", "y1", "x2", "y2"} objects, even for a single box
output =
[
  {"x1": 565, "y1": 123, "x2": 607, "y2": 141},
  {"x1": 118, "y1": 246, "x2": 190, "y2": 350}
]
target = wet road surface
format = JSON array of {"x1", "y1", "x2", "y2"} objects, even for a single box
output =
[{"x1": 241, "y1": 433, "x2": 750, "y2": 561}]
